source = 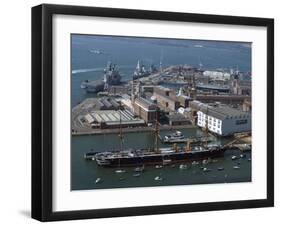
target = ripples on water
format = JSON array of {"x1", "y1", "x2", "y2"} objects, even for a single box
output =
[{"x1": 71, "y1": 129, "x2": 251, "y2": 190}]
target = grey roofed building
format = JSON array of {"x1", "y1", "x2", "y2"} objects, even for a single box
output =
[
  {"x1": 133, "y1": 97, "x2": 158, "y2": 123},
  {"x1": 98, "y1": 97, "x2": 121, "y2": 110},
  {"x1": 196, "y1": 84, "x2": 230, "y2": 93},
  {"x1": 134, "y1": 97, "x2": 157, "y2": 110},
  {"x1": 197, "y1": 105, "x2": 251, "y2": 136},
  {"x1": 88, "y1": 110, "x2": 145, "y2": 129},
  {"x1": 199, "y1": 105, "x2": 250, "y2": 120},
  {"x1": 167, "y1": 113, "x2": 191, "y2": 126}
]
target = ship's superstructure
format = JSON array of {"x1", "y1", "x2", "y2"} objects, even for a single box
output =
[
  {"x1": 81, "y1": 62, "x2": 122, "y2": 93},
  {"x1": 132, "y1": 60, "x2": 156, "y2": 80}
]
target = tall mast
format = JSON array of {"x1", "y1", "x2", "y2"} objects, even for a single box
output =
[
  {"x1": 136, "y1": 60, "x2": 140, "y2": 71},
  {"x1": 198, "y1": 56, "x2": 203, "y2": 70},
  {"x1": 118, "y1": 106, "x2": 124, "y2": 152},
  {"x1": 159, "y1": 50, "x2": 163, "y2": 72},
  {"x1": 204, "y1": 105, "x2": 209, "y2": 146},
  {"x1": 154, "y1": 111, "x2": 160, "y2": 153}
]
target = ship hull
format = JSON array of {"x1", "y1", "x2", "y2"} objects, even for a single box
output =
[
  {"x1": 162, "y1": 138, "x2": 213, "y2": 144},
  {"x1": 84, "y1": 85, "x2": 104, "y2": 93},
  {"x1": 132, "y1": 73, "x2": 150, "y2": 80},
  {"x1": 95, "y1": 148, "x2": 225, "y2": 167},
  {"x1": 81, "y1": 80, "x2": 105, "y2": 93}
]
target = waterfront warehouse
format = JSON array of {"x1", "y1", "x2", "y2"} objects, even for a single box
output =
[{"x1": 197, "y1": 105, "x2": 251, "y2": 136}]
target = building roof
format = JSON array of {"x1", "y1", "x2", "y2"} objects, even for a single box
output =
[
  {"x1": 98, "y1": 97, "x2": 120, "y2": 109},
  {"x1": 196, "y1": 84, "x2": 230, "y2": 91},
  {"x1": 84, "y1": 114, "x2": 95, "y2": 124},
  {"x1": 154, "y1": 86, "x2": 171, "y2": 92},
  {"x1": 135, "y1": 97, "x2": 157, "y2": 110},
  {"x1": 203, "y1": 70, "x2": 231, "y2": 78},
  {"x1": 168, "y1": 113, "x2": 189, "y2": 122},
  {"x1": 89, "y1": 109, "x2": 146, "y2": 126},
  {"x1": 199, "y1": 105, "x2": 250, "y2": 120},
  {"x1": 153, "y1": 86, "x2": 180, "y2": 102}
]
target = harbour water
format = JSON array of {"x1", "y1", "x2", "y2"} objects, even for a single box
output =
[
  {"x1": 71, "y1": 128, "x2": 251, "y2": 190},
  {"x1": 71, "y1": 35, "x2": 252, "y2": 190},
  {"x1": 71, "y1": 35, "x2": 251, "y2": 107}
]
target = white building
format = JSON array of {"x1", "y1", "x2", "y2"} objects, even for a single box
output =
[
  {"x1": 203, "y1": 70, "x2": 231, "y2": 81},
  {"x1": 197, "y1": 105, "x2": 251, "y2": 136}
]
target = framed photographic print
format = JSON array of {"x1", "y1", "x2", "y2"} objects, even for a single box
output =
[{"x1": 32, "y1": 4, "x2": 274, "y2": 221}]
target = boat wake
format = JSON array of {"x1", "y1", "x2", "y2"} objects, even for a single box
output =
[
  {"x1": 72, "y1": 67, "x2": 105, "y2": 74},
  {"x1": 72, "y1": 65, "x2": 134, "y2": 75}
]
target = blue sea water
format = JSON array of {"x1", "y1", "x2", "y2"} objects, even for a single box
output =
[{"x1": 71, "y1": 34, "x2": 251, "y2": 106}]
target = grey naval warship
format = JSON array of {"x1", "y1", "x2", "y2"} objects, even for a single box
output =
[
  {"x1": 81, "y1": 62, "x2": 122, "y2": 93},
  {"x1": 132, "y1": 60, "x2": 158, "y2": 80}
]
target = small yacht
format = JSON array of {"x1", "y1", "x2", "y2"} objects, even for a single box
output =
[
  {"x1": 115, "y1": 169, "x2": 126, "y2": 173},
  {"x1": 192, "y1": 161, "x2": 199, "y2": 165},
  {"x1": 202, "y1": 159, "x2": 210, "y2": 165},
  {"x1": 179, "y1": 164, "x2": 188, "y2": 169},
  {"x1": 95, "y1": 178, "x2": 101, "y2": 184},
  {"x1": 155, "y1": 165, "x2": 163, "y2": 169},
  {"x1": 163, "y1": 131, "x2": 185, "y2": 143},
  {"x1": 154, "y1": 176, "x2": 163, "y2": 181},
  {"x1": 134, "y1": 166, "x2": 144, "y2": 172},
  {"x1": 203, "y1": 167, "x2": 211, "y2": 172},
  {"x1": 232, "y1": 155, "x2": 238, "y2": 160}
]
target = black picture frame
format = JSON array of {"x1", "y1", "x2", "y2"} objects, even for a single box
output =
[{"x1": 32, "y1": 4, "x2": 274, "y2": 222}]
